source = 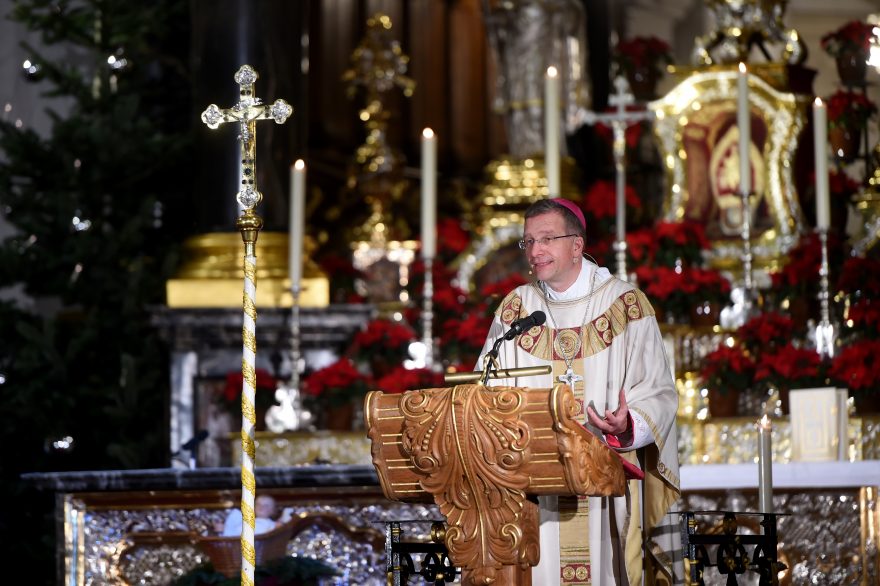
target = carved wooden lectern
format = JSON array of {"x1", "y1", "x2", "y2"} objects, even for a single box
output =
[{"x1": 365, "y1": 383, "x2": 626, "y2": 585}]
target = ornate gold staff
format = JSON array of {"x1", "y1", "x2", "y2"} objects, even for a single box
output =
[{"x1": 200, "y1": 64, "x2": 291, "y2": 586}]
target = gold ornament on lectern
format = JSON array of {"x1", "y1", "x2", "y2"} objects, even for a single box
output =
[{"x1": 200, "y1": 64, "x2": 291, "y2": 586}]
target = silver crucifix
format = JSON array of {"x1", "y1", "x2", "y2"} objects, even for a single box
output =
[
  {"x1": 580, "y1": 76, "x2": 654, "y2": 281},
  {"x1": 200, "y1": 64, "x2": 293, "y2": 210},
  {"x1": 557, "y1": 367, "x2": 583, "y2": 387}
]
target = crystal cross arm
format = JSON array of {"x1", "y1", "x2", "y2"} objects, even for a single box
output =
[
  {"x1": 557, "y1": 367, "x2": 583, "y2": 387},
  {"x1": 199, "y1": 64, "x2": 293, "y2": 210}
]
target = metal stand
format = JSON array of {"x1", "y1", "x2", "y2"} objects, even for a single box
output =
[
  {"x1": 290, "y1": 285, "x2": 302, "y2": 392},
  {"x1": 423, "y1": 257, "x2": 435, "y2": 369},
  {"x1": 681, "y1": 511, "x2": 787, "y2": 585},
  {"x1": 386, "y1": 521, "x2": 458, "y2": 586},
  {"x1": 740, "y1": 188, "x2": 755, "y2": 312},
  {"x1": 814, "y1": 228, "x2": 836, "y2": 358},
  {"x1": 265, "y1": 285, "x2": 311, "y2": 432},
  {"x1": 725, "y1": 190, "x2": 758, "y2": 329}
]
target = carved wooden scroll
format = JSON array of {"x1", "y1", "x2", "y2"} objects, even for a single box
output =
[{"x1": 364, "y1": 384, "x2": 626, "y2": 585}]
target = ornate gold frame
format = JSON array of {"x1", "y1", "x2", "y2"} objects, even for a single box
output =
[{"x1": 649, "y1": 67, "x2": 809, "y2": 270}]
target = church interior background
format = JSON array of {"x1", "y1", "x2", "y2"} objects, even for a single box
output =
[{"x1": 2, "y1": 0, "x2": 880, "y2": 584}]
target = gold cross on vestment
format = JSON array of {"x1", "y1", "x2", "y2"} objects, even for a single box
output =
[{"x1": 200, "y1": 65, "x2": 293, "y2": 210}]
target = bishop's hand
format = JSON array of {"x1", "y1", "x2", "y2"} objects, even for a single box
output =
[{"x1": 587, "y1": 387, "x2": 631, "y2": 438}]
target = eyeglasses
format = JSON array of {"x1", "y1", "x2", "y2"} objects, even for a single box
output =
[{"x1": 517, "y1": 234, "x2": 578, "y2": 250}]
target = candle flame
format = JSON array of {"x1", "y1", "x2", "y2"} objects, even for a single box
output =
[
  {"x1": 547, "y1": 66, "x2": 558, "y2": 78},
  {"x1": 422, "y1": 128, "x2": 434, "y2": 139},
  {"x1": 738, "y1": 62, "x2": 747, "y2": 74},
  {"x1": 759, "y1": 414, "x2": 772, "y2": 429},
  {"x1": 294, "y1": 159, "x2": 305, "y2": 170},
  {"x1": 814, "y1": 97, "x2": 823, "y2": 107}
]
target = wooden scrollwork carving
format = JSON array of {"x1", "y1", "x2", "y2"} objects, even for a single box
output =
[{"x1": 365, "y1": 384, "x2": 625, "y2": 584}]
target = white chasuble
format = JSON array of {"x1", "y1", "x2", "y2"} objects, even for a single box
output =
[{"x1": 478, "y1": 270, "x2": 681, "y2": 586}]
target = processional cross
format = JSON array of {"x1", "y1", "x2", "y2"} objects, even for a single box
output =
[
  {"x1": 580, "y1": 76, "x2": 655, "y2": 281},
  {"x1": 200, "y1": 64, "x2": 291, "y2": 586}
]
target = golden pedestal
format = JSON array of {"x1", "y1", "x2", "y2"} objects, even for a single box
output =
[{"x1": 166, "y1": 232, "x2": 329, "y2": 308}]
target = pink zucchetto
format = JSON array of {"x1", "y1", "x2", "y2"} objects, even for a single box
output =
[{"x1": 552, "y1": 198, "x2": 586, "y2": 231}]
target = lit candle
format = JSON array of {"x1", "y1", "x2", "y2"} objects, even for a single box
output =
[
  {"x1": 421, "y1": 128, "x2": 437, "y2": 259},
  {"x1": 545, "y1": 66, "x2": 560, "y2": 197},
  {"x1": 737, "y1": 63, "x2": 751, "y2": 196},
  {"x1": 289, "y1": 160, "x2": 306, "y2": 291},
  {"x1": 813, "y1": 98, "x2": 830, "y2": 230},
  {"x1": 757, "y1": 414, "x2": 774, "y2": 513}
]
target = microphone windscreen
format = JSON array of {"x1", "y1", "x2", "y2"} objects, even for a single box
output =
[{"x1": 531, "y1": 311, "x2": 546, "y2": 326}]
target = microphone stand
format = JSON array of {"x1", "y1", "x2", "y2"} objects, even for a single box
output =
[{"x1": 446, "y1": 364, "x2": 551, "y2": 385}]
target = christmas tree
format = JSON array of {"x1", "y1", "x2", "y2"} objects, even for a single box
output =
[{"x1": 0, "y1": 0, "x2": 191, "y2": 576}]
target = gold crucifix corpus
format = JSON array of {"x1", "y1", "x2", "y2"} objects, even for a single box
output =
[{"x1": 200, "y1": 64, "x2": 293, "y2": 214}]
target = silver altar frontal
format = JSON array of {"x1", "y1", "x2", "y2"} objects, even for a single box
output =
[{"x1": 22, "y1": 460, "x2": 880, "y2": 585}]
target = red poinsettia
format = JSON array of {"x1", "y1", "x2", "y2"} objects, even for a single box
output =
[
  {"x1": 626, "y1": 228, "x2": 658, "y2": 264},
  {"x1": 302, "y1": 358, "x2": 371, "y2": 408},
  {"x1": 634, "y1": 265, "x2": 730, "y2": 321},
  {"x1": 653, "y1": 220, "x2": 710, "y2": 267},
  {"x1": 848, "y1": 299, "x2": 880, "y2": 335},
  {"x1": 820, "y1": 20, "x2": 875, "y2": 57},
  {"x1": 221, "y1": 368, "x2": 279, "y2": 411},
  {"x1": 737, "y1": 312, "x2": 795, "y2": 355},
  {"x1": 829, "y1": 339, "x2": 880, "y2": 391},
  {"x1": 440, "y1": 312, "x2": 492, "y2": 366},
  {"x1": 825, "y1": 90, "x2": 877, "y2": 130},
  {"x1": 480, "y1": 274, "x2": 529, "y2": 300},
  {"x1": 770, "y1": 233, "x2": 843, "y2": 297},
  {"x1": 615, "y1": 36, "x2": 673, "y2": 76},
  {"x1": 829, "y1": 169, "x2": 861, "y2": 198},
  {"x1": 837, "y1": 256, "x2": 880, "y2": 295},
  {"x1": 581, "y1": 179, "x2": 642, "y2": 222},
  {"x1": 436, "y1": 218, "x2": 471, "y2": 261},
  {"x1": 352, "y1": 318, "x2": 416, "y2": 364},
  {"x1": 699, "y1": 344, "x2": 756, "y2": 396},
  {"x1": 754, "y1": 344, "x2": 825, "y2": 390},
  {"x1": 375, "y1": 365, "x2": 445, "y2": 394}
]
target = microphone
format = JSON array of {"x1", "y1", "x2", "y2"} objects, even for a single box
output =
[{"x1": 503, "y1": 311, "x2": 546, "y2": 340}]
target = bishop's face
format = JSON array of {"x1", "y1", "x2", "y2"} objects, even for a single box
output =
[{"x1": 522, "y1": 211, "x2": 583, "y2": 292}]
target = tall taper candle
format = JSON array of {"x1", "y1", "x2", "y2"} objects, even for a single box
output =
[
  {"x1": 757, "y1": 414, "x2": 774, "y2": 513},
  {"x1": 813, "y1": 98, "x2": 830, "y2": 230},
  {"x1": 545, "y1": 66, "x2": 561, "y2": 197},
  {"x1": 737, "y1": 63, "x2": 751, "y2": 196},
  {"x1": 289, "y1": 160, "x2": 306, "y2": 289},
  {"x1": 421, "y1": 128, "x2": 437, "y2": 259}
]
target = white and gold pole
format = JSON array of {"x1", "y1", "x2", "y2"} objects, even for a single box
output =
[
  {"x1": 201, "y1": 64, "x2": 292, "y2": 585},
  {"x1": 237, "y1": 209, "x2": 261, "y2": 584}
]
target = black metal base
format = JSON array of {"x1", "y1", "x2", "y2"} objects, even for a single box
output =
[{"x1": 681, "y1": 510, "x2": 787, "y2": 586}]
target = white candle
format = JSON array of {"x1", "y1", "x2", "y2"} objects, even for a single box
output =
[
  {"x1": 813, "y1": 98, "x2": 830, "y2": 230},
  {"x1": 545, "y1": 66, "x2": 561, "y2": 197},
  {"x1": 421, "y1": 128, "x2": 437, "y2": 259},
  {"x1": 737, "y1": 63, "x2": 751, "y2": 196},
  {"x1": 289, "y1": 160, "x2": 306, "y2": 291},
  {"x1": 757, "y1": 414, "x2": 774, "y2": 513}
]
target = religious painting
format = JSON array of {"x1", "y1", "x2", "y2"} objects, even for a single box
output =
[{"x1": 649, "y1": 67, "x2": 809, "y2": 270}]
